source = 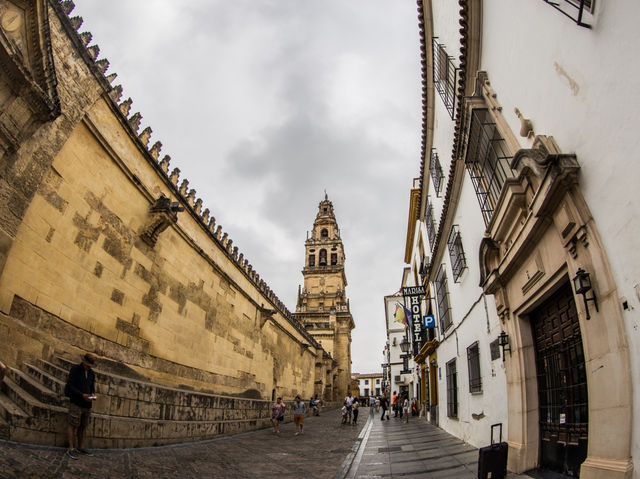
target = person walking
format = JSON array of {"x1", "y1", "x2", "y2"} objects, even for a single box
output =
[
  {"x1": 380, "y1": 395, "x2": 390, "y2": 420},
  {"x1": 292, "y1": 395, "x2": 307, "y2": 436},
  {"x1": 271, "y1": 397, "x2": 286, "y2": 434},
  {"x1": 345, "y1": 393, "x2": 355, "y2": 424},
  {"x1": 65, "y1": 353, "x2": 97, "y2": 459},
  {"x1": 402, "y1": 395, "x2": 410, "y2": 424},
  {"x1": 352, "y1": 399, "x2": 359, "y2": 425},
  {"x1": 392, "y1": 391, "x2": 398, "y2": 418},
  {"x1": 341, "y1": 402, "x2": 348, "y2": 424}
]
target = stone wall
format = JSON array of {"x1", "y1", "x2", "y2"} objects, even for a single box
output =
[{"x1": 0, "y1": 0, "x2": 336, "y2": 424}]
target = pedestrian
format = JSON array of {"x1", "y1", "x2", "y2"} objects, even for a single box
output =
[
  {"x1": 341, "y1": 401, "x2": 348, "y2": 424},
  {"x1": 392, "y1": 391, "x2": 398, "y2": 418},
  {"x1": 411, "y1": 399, "x2": 418, "y2": 416},
  {"x1": 380, "y1": 394, "x2": 390, "y2": 420},
  {"x1": 292, "y1": 395, "x2": 307, "y2": 436},
  {"x1": 352, "y1": 399, "x2": 359, "y2": 425},
  {"x1": 375, "y1": 396, "x2": 380, "y2": 412},
  {"x1": 403, "y1": 395, "x2": 410, "y2": 423},
  {"x1": 65, "y1": 353, "x2": 97, "y2": 459},
  {"x1": 271, "y1": 396, "x2": 286, "y2": 434},
  {"x1": 345, "y1": 393, "x2": 355, "y2": 424}
]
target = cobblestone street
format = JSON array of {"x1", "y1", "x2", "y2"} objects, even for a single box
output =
[
  {"x1": 0, "y1": 408, "x2": 535, "y2": 479},
  {"x1": 0, "y1": 407, "x2": 364, "y2": 479}
]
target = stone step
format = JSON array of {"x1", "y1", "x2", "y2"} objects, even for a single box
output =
[
  {"x1": 10, "y1": 367, "x2": 66, "y2": 407},
  {"x1": 0, "y1": 375, "x2": 66, "y2": 421},
  {"x1": 37, "y1": 358, "x2": 68, "y2": 382},
  {"x1": 49, "y1": 357, "x2": 273, "y2": 421},
  {"x1": 36, "y1": 357, "x2": 274, "y2": 423},
  {"x1": 0, "y1": 413, "x2": 9, "y2": 439},
  {"x1": 25, "y1": 362, "x2": 66, "y2": 397},
  {"x1": 0, "y1": 389, "x2": 28, "y2": 424}
]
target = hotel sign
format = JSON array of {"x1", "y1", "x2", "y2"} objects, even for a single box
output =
[
  {"x1": 402, "y1": 286, "x2": 426, "y2": 297},
  {"x1": 402, "y1": 286, "x2": 426, "y2": 354}
]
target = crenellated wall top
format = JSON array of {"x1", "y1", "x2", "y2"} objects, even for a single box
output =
[{"x1": 48, "y1": 0, "x2": 320, "y2": 350}]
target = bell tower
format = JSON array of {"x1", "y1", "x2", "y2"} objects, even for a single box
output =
[{"x1": 295, "y1": 194, "x2": 354, "y2": 400}]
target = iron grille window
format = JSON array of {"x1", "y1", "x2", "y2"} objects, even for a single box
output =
[
  {"x1": 430, "y1": 150, "x2": 444, "y2": 196},
  {"x1": 465, "y1": 108, "x2": 515, "y2": 226},
  {"x1": 435, "y1": 264, "x2": 452, "y2": 332},
  {"x1": 425, "y1": 199, "x2": 436, "y2": 251},
  {"x1": 541, "y1": 0, "x2": 593, "y2": 28},
  {"x1": 446, "y1": 359, "x2": 458, "y2": 418},
  {"x1": 467, "y1": 342, "x2": 482, "y2": 393},
  {"x1": 447, "y1": 225, "x2": 467, "y2": 282},
  {"x1": 432, "y1": 38, "x2": 459, "y2": 119}
]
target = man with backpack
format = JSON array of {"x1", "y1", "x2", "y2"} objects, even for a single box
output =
[{"x1": 65, "y1": 353, "x2": 97, "y2": 459}]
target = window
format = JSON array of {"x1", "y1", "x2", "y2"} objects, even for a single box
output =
[
  {"x1": 435, "y1": 264, "x2": 452, "y2": 331},
  {"x1": 432, "y1": 38, "x2": 459, "y2": 119},
  {"x1": 446, "y1": 359, "x2": 458, "y2": 418},
  {"x1": 465, "y1": 108, "x2": 515, "y2": 226},
  {"x1": 308, "y1": 254, "x2": 315, "y2": 267},
  {"x1": 321, "y1": 228, "x2": 328, "y2": 238},
  {"x1": 376, "y1": 379, "x2": 380, "y2": 384},
  {"x1": 467, "y1": 342, "x2": 482, "y2": 393},
  {"x1": 447, "y1": 225, "x2": 467, "y2": 282},
  {"x1": 331, "y1": 253, "x2": 337, "y2": 265},
  {"x1": 364, "y1": 388, "x2": 369, "y2": 396},
  {"x1": 430, "y1": 150, "x2": 445, "y2": 196},
  {"x1": 365, "y1": 379, "x2": 369, "y2": 385},
  {"x1": 319, "y1": 249, "x2": 327, "y2": 266},
  {"x1": 425, "y1": 198, "x2": 436, "y2": 251}
]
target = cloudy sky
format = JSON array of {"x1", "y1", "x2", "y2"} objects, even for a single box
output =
[{"x1": 72, "y1": 1, "x2": 422, "y2": 373}]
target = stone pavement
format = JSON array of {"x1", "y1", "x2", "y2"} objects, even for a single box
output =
[
  {"x1": 336, "y1": 408, "x2": 531, "y2": 479},
  {"x1": 0, "y1": 406, "x2": 365, "y2": 479},
  {"x1": 0, "y1": 407, "x2": 534, "y2": 479}
]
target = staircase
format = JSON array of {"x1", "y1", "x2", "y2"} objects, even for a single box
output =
[{"x1": 0, "y1": 356, "x2": 274, "y2": 448}]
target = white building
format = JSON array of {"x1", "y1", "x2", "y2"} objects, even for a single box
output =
[
  {"x1": 401, "y1": 1, "x2": 639, "y2": 477},
  {"x1": 352, "y1": 373, "x2": 383, "y2": 399}
]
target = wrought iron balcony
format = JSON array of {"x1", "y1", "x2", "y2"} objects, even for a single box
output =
[{"x1": 541, "y1": 0, "x2": 593, "y2": 28}]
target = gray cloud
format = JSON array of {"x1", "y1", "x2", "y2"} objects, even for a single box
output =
[{"x1": 73, "y1": 0, "x2": 421, "y2": 373}]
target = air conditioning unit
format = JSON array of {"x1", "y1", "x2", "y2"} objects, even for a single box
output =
[{"x1": 394, "y1": 375, "x2": 402, "y2": 383}]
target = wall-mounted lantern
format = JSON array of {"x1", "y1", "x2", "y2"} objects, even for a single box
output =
[
  {"x1": 399, "y1": 335, "x2": 410, "y2": 353},
  {"x1": 573, "y1": 268, "x2": 598, "y2": 320},
  {"x1": 498, "y1": 331, "x2": 511, "y2": 361}
]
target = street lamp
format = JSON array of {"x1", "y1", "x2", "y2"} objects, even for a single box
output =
[
  {"x1": 400, "y1": 334, "x2": 411, "y2": 374},
  {"x1": 573, "y1": 268, "x2": 598, "y2": 320},
  {"x1": 498, "y1": 331, "x2": 511, "y2": 361},
  {"x1": 399, "y1": 335, "x2": 410, "y2": 353}
]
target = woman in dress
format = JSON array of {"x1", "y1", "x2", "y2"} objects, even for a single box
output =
[{"x1": 271, "y1": 397, "x2": 286, "y2": 434}]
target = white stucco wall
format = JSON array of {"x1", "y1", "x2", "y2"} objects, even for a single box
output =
[{"x1": 479, "y1": 2, "x2": 640, "y2": 473}]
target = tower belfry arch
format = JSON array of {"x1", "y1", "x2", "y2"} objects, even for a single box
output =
[{"x1": 295, "y1": 195, "x2": 355, "y2": 401}]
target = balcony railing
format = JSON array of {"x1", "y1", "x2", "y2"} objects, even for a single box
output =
[
  {"x1": 465, "y1": 108, "x2": 515, "y2": 226},
  {"x1": 432, "y1": 38, "x2": 459, "y2": 119},
  {"x1": 541, "y1": 0, "x2": 593, "y2": 28},
  {"x1": 430, "y1": 149, "x2": 444, "y2": 196}
]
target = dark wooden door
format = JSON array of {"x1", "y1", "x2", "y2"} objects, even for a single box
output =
[{"x1": 531, "y1": 283, "x2": 588, "y2": 477}]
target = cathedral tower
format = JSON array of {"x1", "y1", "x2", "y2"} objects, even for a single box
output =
[{"x1": 295, "y1": 195, "x2": 355, "y2": 400}]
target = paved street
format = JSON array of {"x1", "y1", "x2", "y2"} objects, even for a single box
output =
[
  {"x1": 0, "y1": 408, "x2": 532, "y2": 479},
  {"x1": 341, "y1": 409, "x2": 530, "y2": 479}
]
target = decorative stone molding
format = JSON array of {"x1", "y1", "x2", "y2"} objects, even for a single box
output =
[{"x1": 139, "y1": 196, "x2": 179, "y2": 247}]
